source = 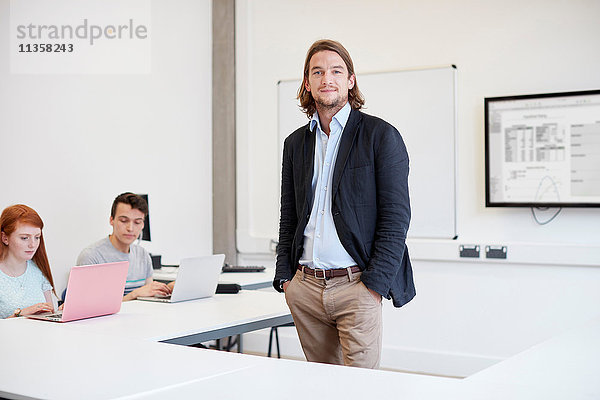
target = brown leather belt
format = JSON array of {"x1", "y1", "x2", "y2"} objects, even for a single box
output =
[{"x1": 297, "y1": 265, "x2": 361, "y2": 279}]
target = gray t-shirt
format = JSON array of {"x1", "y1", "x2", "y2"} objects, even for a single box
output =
[{"x1": 77, "y1": 236, "x2": 153, "y2": 295}]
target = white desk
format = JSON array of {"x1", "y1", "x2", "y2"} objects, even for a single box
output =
[
  {"x1": 3, "y1": 316, "x2": 600, "y2": 399},
  {"x1": 465, "y1": 316, "x2": 600, "y2": 399},
  {"x1": 0, "y1": 322, "x2": 263, "y2": 400},
  {"x1": 11, "y1": 290, "x2": 291, "y2": 346},
  {"x1": 136, "y1": 354, "x2": 465, "y2": 400},
  {"x1": 154, "y1": 267, "x2": 275, "y2": 290}
]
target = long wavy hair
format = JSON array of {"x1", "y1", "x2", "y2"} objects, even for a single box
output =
[
  {"x1": 298, "y1": 39, "x2": 365, "y2": 118},
  {"x1": 0, "y1": 204, "x2": 55, "y2": 294}
]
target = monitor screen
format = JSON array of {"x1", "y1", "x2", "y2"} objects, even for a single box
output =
[
  {"x1": 485, "y1": 90, "x2": 600, "y2": 207},
  {"x1": 139, "y1": 193, "x2": 151, "y2": 241}
]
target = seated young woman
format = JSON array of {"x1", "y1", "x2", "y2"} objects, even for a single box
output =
[{"x1": 0, "y1": 204, "x2": 57, "y2": 319}]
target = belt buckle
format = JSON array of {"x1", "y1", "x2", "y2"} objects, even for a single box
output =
[{"x1": 313, "y1": 268, "x2": 326, "y2": 280}]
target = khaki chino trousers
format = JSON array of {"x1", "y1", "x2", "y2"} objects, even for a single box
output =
[{"x1": 284, "y1": 268, "x2": 382, "y2": 368}]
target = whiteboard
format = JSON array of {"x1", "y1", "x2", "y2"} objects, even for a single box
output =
[{"x1": 278, "y1": 66, "x2": 457, "y2": 239}]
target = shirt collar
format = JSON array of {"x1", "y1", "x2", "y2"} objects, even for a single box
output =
[{"x1": 310, "y1": 102, "x2": 351, "y2": 134}]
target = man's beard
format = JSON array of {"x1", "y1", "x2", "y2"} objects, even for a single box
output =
[{"x1": 315, "y1": 92, "x2": 347, "y2": 111}]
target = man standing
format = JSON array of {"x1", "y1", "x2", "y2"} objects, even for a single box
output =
[
  {"x1": 77, "y1": 192, "x2": 171, "y2": 301},
  {"x1": 274, "y1": 39, "x2": 415, "y2": 368}
]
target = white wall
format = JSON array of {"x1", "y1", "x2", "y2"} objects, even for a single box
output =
[
  {"x1": 0, "y1": 0, "x2": 213, "y2": 294},
  {"x1": 235, "y1": 0, "x2": 600, "y2": 376},
  {"x1": 236, "y1": 0, "x2": 600, "y2": 250}
]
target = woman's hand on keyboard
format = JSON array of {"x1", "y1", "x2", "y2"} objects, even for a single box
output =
[{"x1": 21, "y1": 302, "x2": 54, "y2": 316}]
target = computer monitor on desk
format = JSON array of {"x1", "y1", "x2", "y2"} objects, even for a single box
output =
[
  {"x1": 138, "y1": 193, "x2": 151, "y2": 241},
  {"x1": 137, "y1": 193, "x2": 163, "y2": 269}
]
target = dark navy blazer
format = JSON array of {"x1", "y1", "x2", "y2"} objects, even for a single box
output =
[{"x1": 274, "y1": 108, "x2": 416, "y2": 308}]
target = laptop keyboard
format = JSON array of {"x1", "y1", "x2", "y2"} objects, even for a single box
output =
[
  {"x1": 45, "y1": 312, "x2": 63, "y2": 318},
  {"x1": 44, "y1": 312, "x2": 63, "y2": 321}
]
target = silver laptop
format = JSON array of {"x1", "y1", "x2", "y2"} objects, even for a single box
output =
[{"x1": 137, "y1": 254, "x2": 225, "y2": 303}]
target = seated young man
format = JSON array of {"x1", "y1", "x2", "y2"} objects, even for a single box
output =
[{"x1": 77, "y1": 192, "x2": 172, "y2": 301}]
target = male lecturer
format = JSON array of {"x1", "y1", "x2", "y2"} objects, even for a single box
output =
[{"x1": 274, "y1": 39, "x2": 415, "y2": 369}]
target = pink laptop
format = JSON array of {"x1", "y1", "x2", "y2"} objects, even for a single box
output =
[{"x1": 28, "y1": 261, "x2": 129, "y2": 323}]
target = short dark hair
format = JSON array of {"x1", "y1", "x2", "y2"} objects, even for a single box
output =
[
  {"x1": 111, "y1": 192, "x2": 148, "y2": 218},
  {"x1": 298, "y1": 39, "x2": 365, "y2": 118}
]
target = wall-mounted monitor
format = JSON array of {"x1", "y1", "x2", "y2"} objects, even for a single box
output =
[{"x1": 485, "y1": 90, "x2": 600, "y2": 207}]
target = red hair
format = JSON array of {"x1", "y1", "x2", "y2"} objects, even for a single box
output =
[{"x1": 0, "y1": 204, "x2": 55, "y2": 295}]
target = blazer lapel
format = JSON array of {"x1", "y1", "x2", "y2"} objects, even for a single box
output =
[
  {"x1": 332, "y1": 109, "x2": 361, "y2": 198},
  {"x1": 302, "y1": 124, "x2": 315, "y2": 213}
]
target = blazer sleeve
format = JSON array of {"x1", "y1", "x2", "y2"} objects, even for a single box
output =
[
  {"x1": 360, "y1": 125, "x2": 411, "y2": 297},
  {"x1": 274, "y1": 136, "x2": 298, "y2": 289}
]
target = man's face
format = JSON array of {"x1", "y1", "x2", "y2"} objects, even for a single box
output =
[
  {"x1": 110, "y1": 203, "x2": 145, "y2": 248},
  {"x1": 305, "y1": 50, "x2": 355, "y2": 112}
]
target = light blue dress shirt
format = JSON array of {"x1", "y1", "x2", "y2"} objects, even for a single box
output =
[{"x1": 299, "y1": 102, "x2": 357, "y2": 270}]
